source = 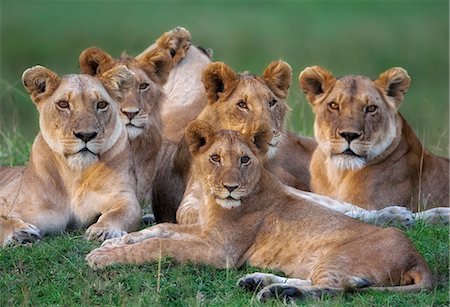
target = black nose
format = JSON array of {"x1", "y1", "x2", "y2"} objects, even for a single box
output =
[
  {"x1": 339, "y1": 132, "x2": 361, "y2": 143},
  {"x1": 122, "y1": 110, "x2": 139, "y2": 120},
  {"x1": 224, "y1": 184, "x2": 238, "y2": 192},
  {"x1": 74, "y1": 131, "x2": 98, "y2": 143}
]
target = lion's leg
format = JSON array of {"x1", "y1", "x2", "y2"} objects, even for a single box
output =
[
  {"x1": 101, "y1": 223, "x2": 200, "y2": 246},
  {"x1": 86, "y1": 235, "x2": 224, "y2": 270},
  {"x1": 413, "y1": 207, "x2": 450, "y2": 224},
  {"x1": 85, "y1": 193, "x2": 141, "y2": 242},
  {"x1": 237, "y1": 272, "x2": 311, "y2": 292},
  {"x1": 0, "y1": 215, "x2": 42, "y2": 247},
  {"x1": 176, "y1": 178, "x2": 203, "y2": 225}
]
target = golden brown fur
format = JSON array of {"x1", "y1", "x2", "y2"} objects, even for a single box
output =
[
  {"x1": 79, "y1": 42, "x2": 174, "y2": 208},
  {"x1": 87, "y1": 121, "x2": 431, "y2": 302},
  {"x1": 0, "y1": 65, "x2": 141, "y2": 246},
  {"x1": 300, "y1": 66, "x2": 449, "y2": 216},
  {"x1": 152, "y1": 61, "x2": 315, "y2": 223}
]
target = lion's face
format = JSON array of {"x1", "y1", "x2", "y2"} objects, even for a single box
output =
[
  {"x1": 185, "y1": 120, "x2": 270, "y2": 209},
  {"x1": 22, "y1": 65, "x2": 134, "y2": 170},
  {"x1": 79, "y1": 47, "x2": 172, "y2": 140},
  {"x1": 199, "y1": 61, "x2": 292, "y2": 158},
  {"x1": 299, "y1": 66, "x2": 410, "y2": 170}
]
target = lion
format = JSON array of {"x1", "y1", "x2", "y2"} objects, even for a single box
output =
[
  {"x1": 299, "y1": 66, "x2": 449, "y2": 223},
  {"x1": 0, "y1": 65, "x2": 141, "y2": 246},
  {"x1": 152, "y1": 60, "x2": 317, "y2": 223},
  {"x1": 86, "y1": 120, "x2": 432, "y2": 302},
  {"x1": 138, "y1": 26, "x2": 213, "y2": 143}
]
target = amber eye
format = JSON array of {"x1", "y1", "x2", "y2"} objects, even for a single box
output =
[
  {"x1": 210, "y1": 154, "x2": 221, "y2": 163},
  {"x1": 57, "y1": 100, "x2": 69, "y2": 109},
  {"x1": 365, "y1": 105, "x2": 378, "y2": 113},
  {"x1": 240, "y1": 155, "x2": 251, "y2": 165},
  {"x1": 237, "y1": 101, "x2": 248, "y2": 109},
  {"x1": 97, "y1": 101, "x2": 109, "y2": 110},
  {"x1": 328, "y1": 102, "x2": 339, "y2": 111},
  {"x1": 269, "y1": 99, "x2": 277, "y2": 107},
  {"x1": 139, "y1": 83, "x2": 150, "y2": 91}
]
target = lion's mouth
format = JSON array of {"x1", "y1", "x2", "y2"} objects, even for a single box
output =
[
  {"x1": 77, "y1": 147, "x2": 97, "y2": 155},
  {"x1": 341, "y1": 148, "x2": 361, "y2": 157}
]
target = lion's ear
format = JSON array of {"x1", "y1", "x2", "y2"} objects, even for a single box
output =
[
  {"x1": 137, "y1": 47, "x2": 172, "y2": 85},
  {"x1": 79, "y1": 47, "x2": 115, "y2": 76},
  {"x1": 202, "y1": 62, "x2": 238, "y2": 103},
  {"x1": 263, "y1": 60, "x2": 292, "y2": 99},
  {"x1": 22, "y1": 65, "x2": 60, "y2": 104},
  {"x1": 246, "y1": 122, "x2": 272, "y2": 156},
  {"x1": 99, "y1": 65, "x2": 135, "y2": 99},
  {"x1": 298, "y1": 66, "x2": 336, "y2": 105},
  {"x1": 374, "y1": 67, "x2": 410, "y2": 109},
  {"x1": 185, "y1": 120, "x2": 215, "y2": 156}
]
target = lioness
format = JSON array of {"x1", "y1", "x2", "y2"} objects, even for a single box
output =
[
  {"x1": 0, "y1": 65, "x2": 141, "y2": 246},
  {"x1": 152, "y1": 60, "x2": 315, "y2": 223},
  {"x1": 299, "y1": 66, "x2": 449, "y2": 223},
  {"x1": 86, "y1": 121, "x2": 432, "y2": 302}
]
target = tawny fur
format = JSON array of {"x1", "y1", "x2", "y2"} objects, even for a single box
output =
[
  {"x1": 0, "y1": 65, "x2": 141, "y2": 246},
  {"x1": 299, "y1": 66, "x2": 449, "y2": 216},
  {"x1": 86, "y1": 122, "x2": 432, "y2": 300}
]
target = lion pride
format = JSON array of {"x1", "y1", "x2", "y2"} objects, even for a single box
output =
[
  {"x1": 299, "y1": 66, "x2": 449, "y2": 223},
  {"x1": 0, "y1": 65, "x2": 140, "y2": 246},
  {"x1": 87, "y1": 121, "x2": 432, "y2": 302}
]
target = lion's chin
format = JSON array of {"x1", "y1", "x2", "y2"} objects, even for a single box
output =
[
  {"x1": 330, "y1": 154, "x2": 366, "y2": 171},
  {"x1": 67, "y1": 151, "x2": 99, "y2": 171},
  {"x1": 215, "y1": 197, "x2": 241, "y2": 209},
  {"x1": 126, "y1": 124, "x2": 144, "y2": 140}
]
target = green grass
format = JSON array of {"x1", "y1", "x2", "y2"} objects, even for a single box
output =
[{"x1": 0, "y1": 223, "x2": 448, "y2": 306}]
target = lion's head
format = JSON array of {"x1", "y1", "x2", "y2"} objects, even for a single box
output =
[
  {"x1": 22, "y1": 65, "x2": 134, "y2": 170},
  {"x1": 299, "y1": 66, "x2": 410, "y2": 170},
  {"x1": 185, "y1": 120, "x2": 271, "y2": 209},
  {"x1": 79, "y1": 46, "x2": 172, "y2": 140},
  {"x1": 197, "y1": 61, "x2": 292, "y2": 158}
]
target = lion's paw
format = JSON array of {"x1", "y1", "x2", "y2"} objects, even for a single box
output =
[
  {"x1": 101, "y1": 231, "x2": 142, "y2": 247},
  {"x1": 85, "y1": 223, "x2": 127, "y2": 242},
  {"x1": 86, "y1": 245, "x2": 120, "y2": 269},
  {"x1": 2, "y1": 218, "x2": 42, "y2": 246},
  {"x1": 375, "y1": 206, "x2": 415, "y2": 227},
  {"x1": 157, "y1": 26, "x2": 192, "y2": 64},
  {"x1": 237, "y1": 273, "x2": 280, "y2": 292},
  {"x1": 256, "y1": 284, "x2": 302, "y2": 302}
]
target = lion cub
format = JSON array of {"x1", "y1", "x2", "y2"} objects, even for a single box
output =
[
  {"x1": 0, "y1": 65, "x2": 140, "y2": 246},
  {"x1": 299, "y1": 66, "x2": 449, "y2": 223},
  {"x1": 87, "y1": 120, "x2": 431, "y2": 302}
]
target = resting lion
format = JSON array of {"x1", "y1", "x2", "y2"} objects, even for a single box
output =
[
  {"x1": 86, "y1": 120, "x2": 432, "y2": 302},
  {"x1": 0, "y1": 65, "x2": 141, "y2": 246},
  {"x1": 299, "y1": 66, "x2": 449, "y2": 223}
]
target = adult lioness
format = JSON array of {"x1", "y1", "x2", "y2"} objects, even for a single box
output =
[
  {"x1": 152, "y1": 60, "x2": 315, "y2": 223},
  {"x1": 0, "y1": 65, "x2": 140, "y2": 246},
  {"x1": 86, "y1": 121, "x2": 431, "y2": 302},
  {"x1": 299, "y1": 66, "x2": 449, "y2": 223}
]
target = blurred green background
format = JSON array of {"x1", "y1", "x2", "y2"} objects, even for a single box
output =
[{"x1": 1, "y1": 0, "x2": 448, "y2": 156}]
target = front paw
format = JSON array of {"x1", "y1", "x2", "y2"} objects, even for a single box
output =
[
  {"x1": 1, "y1": 217, "x2": 42, "y2": 246},
  {"x1": 376, "y1": 206, "x2": 414, "y2": 227},
  {"x1": 157, "y1": 27, "x2": 191, "y2": 64},
  {"x1": 237, "y1": 273, "x2": 280, "y2": 292},
  {"x1": 86, "y1": 245, "x2": 120, "y2": 269},
  {"x1": 85, "y1": 223, "x2": 127, "y2": 242},
  {"x1": 257, "y1": 284, "x2": 302, "y2": 303}
]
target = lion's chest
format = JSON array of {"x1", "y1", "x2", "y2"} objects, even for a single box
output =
[{"x1": 69, "y1": 190, "x2": 111, "y2": 227}]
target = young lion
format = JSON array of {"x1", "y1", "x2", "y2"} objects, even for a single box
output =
[
  {"x1": 299, "y1": 66, "x2": 449, "y2": 223},
  {"x1": 86, "y1": 121, "x2": 432, "y2": 302},
  {"x1": 0, "y1": 65, "x2": 141, "y2": 246}
]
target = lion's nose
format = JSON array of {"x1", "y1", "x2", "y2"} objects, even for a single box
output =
[
  {"x1": 224, "y1": 184, "x2": 239, "y2": 192},
  {"x1": 339, "y1": 131, "x2": 361, "y2": 143},
  {"x1": 121, "y1": 107, "x2": 140, "y2": 120},
  {"x1": 74, "y1": 131, "x2": 98, "y2": 143}
]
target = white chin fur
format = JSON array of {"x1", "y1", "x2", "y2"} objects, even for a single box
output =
[
  {"x1": 267, "y1": 145, "x2": 278, "y2": 159},
  {"x1": 215, "y1": 198, "x2": 241, "y2": 209},
  {"x1": 126, "y1": 125, "x2": 144, "y2": 140},
  {"x1": 67, "y1": 152, "x2": 99, "y2": 170},
  {"x1": 330, "y1": 155, "x2": 366, "y2": 171}
]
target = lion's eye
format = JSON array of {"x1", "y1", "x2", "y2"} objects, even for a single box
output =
[
  {"x1": 269, "y1": 99, "x2": 277, "y2": 108},
  {"x1": 210, "y1": 154, "x2": 221, "y2": 163},
  {"x1": 57, "y1": 100, "x2": 69, "y2": 110},
  {"x1": 365, "y1": 105, "x2": 378, "y2": 113},
  {"x1": 237, "y1": 101, "x2": 248, "y2": 109},
  {"x1": 328, "y1": 102, "x2": 339, "y2": 111},
  {"x1": 97, "y1": 101, "x2": 109, "y2": 110},
  {"x1": 139, "y1": 83, "x2": 150, "y2": 91},
  {"x1": 240, "y1": 155, "x2": 251, "y2": 165}
]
